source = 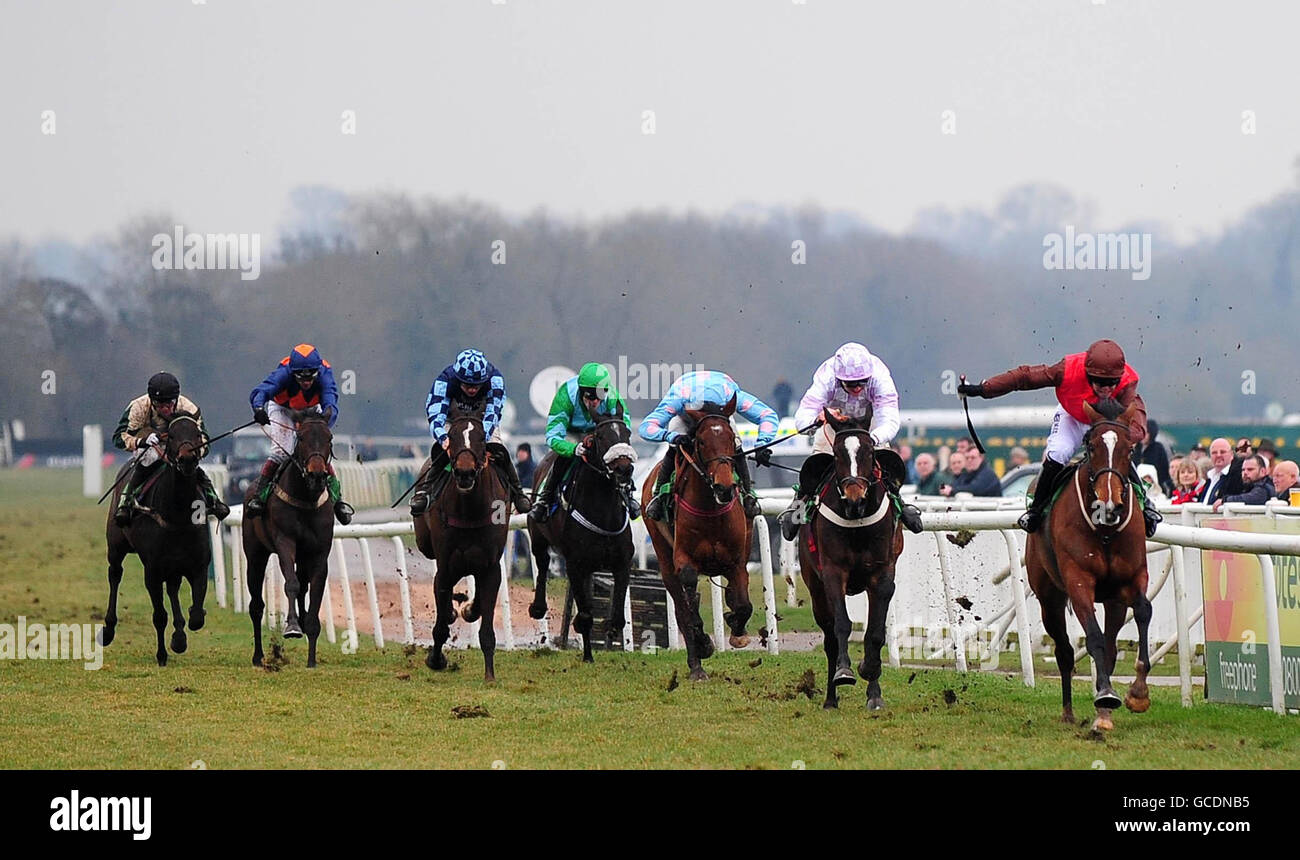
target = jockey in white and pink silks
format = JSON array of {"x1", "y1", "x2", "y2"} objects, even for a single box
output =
[{"x1": 778, "y1": 342, "x2": 924, "y2": 539}]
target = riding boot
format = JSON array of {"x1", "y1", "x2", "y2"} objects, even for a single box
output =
[
  {"x1": 114, "y1": 465, "x2": 141, "y2": 527},
  {"x1": 528, "y1": 456, "x2": 568, "y2": 523},
  {"x1": 733, "y1": 452, "x2": 761, "y2": 519},
  {"x1": 325, "y1": 464, "x2": 353, "y2": 525},
  {"x1": 778, "y1": 490, "x2": 809, "y2": 541},
  {"x1": 1018, "y1": 458, "x2": 1066, "y2": 533},
  {"x1": 644, "y1": 446, "x2": 677, "y2": 522},
  {"x1": 1130, "y1": 463, "x2": 1163, "y2": 538},
  {"x1": 622, "y1": 482, "x2": 642, "y2": 520},
  {"x1": 410, "y1": 446, "x2": 446, "y2": 516},
  {"x1": 894, "y1": 490, "x2": 924, "y2": 534},
  {"x1": 196, "y1": 467, "x2": 230, "y2": 521},
  {"x1": 244, "y1": 459, "x2": 279, "y2": 518},
  {"x1": 494, "y1": 449, "x2": 532, "y2": 514}
]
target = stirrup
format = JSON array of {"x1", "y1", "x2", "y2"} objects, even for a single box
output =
[
  {"x1": 528, "y1": 500, "x2": 550, "y2": 522},
  {"x1": 1018, "y1": 508, "x2": 1045, "y2": 533},
  {"x1": 779, "y1": 499, "x2": 804, "y2": 540},
  {"x1": 334, "y1": 500, "x2": 354, "y2": 525},
  {"x1": 210, "y1": 499, "x2": 231, "y2": 521},
  {"x1": 1143, "y1": 505, "x2": 1162, "y2": 538},
  {"x1": 899, "y1": 503, "x2": 923, "y2": 534},
  {"x1": 114, "y1": 501, "x2": 134, "y2": 527},
  {"x1": 409, "y1": 489, "x2": 430, "y2": 516},
  {"x1": 645, "y1": 494, "x2": 667, "y2": 522},
  {"x1": 742, "y1": 493, "x2": 760, "y2": 519}
]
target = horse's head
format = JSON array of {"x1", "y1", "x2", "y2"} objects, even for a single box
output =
[
  {"x1": 1082, "y1": 397, "x2": 1138, "y2": 527},
  {"x1": 290, "y1": 407, "x2": 334, "y2": 492},
  {"x1": 585, "y1": 402, "x2": 637, "y2": 487},
  {"x1": 448, "y1": 415, "x2": 487, "y2": 492},
  {"x1": 165, "y1": 412, "x2": 206, "y2": 477},
  {"x1": 684, "y1": 393, "x2": 738, "y2": 506},
  {"x1": 825, "y1": 406, "x2": 875, "y2": 518}
]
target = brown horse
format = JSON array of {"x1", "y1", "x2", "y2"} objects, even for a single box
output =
[
  {"x1": 103, "y1": 412, "x2": 212, "y2": 665},
  {"x1": 1026, "y1": 397, "x2": 1152, "y2": 731},
  {"x1": 798, "y1": 408, "x2": 905, "y2": 710},
  {"x1": 243, "y1": 409, "x2": 336, "y2": 668},
  {"x1": 414, "y1": 408, "x2": 511, "y2": 681},
  {"x1": 527, "y1": 410, "x2": 637, "y2": 662},
  {"x1": 639, "y1": 394, "x2": 753, "y2": 681}
]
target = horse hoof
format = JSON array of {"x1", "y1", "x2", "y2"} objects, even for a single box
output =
[
  {"x1": 728, "y1": 634, "x2": 750, "y2": 649},
  {"x1": 188, "y1": 609, "x2": 206, "y2": 631},
  {"x1": 582, "y1": 654, "x2": 594, "y2": 664},
  {"x1": 156, "y1": 653, "x2": 168, "y2": 667},
  {"x1": 283, "y1": 620, "x2": 304, "y2": 639},
  {"x1": 426, "y1": 648, "x2": 446, "y2": 671},
  {"x1": 98, "y1": 627, "x2": 115, "y2": 647},
  {"x1": 170, "y1": 633, "x2": 187, "y2": 654},
  {"x1": 460, "y1": 604, "x2": 479, "y2": 623},
  {"x1": 252, "y1": 655, "x2": 263, "y2": 667},
  {"x1": 832, "y1": 666, "x2": 857, "y2": 687},
  {"x1": 867, "y1": 697, "x2": 885, "y2": 711},
  {"x1": 1094, "y1": 690, "x2": 1122, "y2": 710},
  {"x1": 689, "y1": 667, "x2": 709, "y2": 682},
  {"x1": 823, "y1": 700, "x2": 839, "y2": 711},
  {"x1": 1092, "y1": 715, "x2": 1114, "y2": 732},
  {"x1": 1061, "y1": 711, "x2": 1075, "y2": 724},
  {"x1": 1124, "y1": 692, "x2": 1150, "y2": 713},
  {"x1": 527, "y1": 602, "x2": 548, "y2": 620}
]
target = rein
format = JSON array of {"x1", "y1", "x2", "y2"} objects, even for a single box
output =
[{"x1": 1078, "y1": 418, "x2": 1135, "y2": 536}]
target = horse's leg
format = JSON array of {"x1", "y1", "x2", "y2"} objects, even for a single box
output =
[
  {"x1": 605, "y1": 557, "x2": 631, "y2": 650},
  {"x1": 1102, "y1": 600, "x2": 1125, "y2": 677},
  {"x1": 814, "y1": 562, "x2": 854, "y2": 689},
  {"x1": 426, "y1": 568, "x2": 453, "y2": 671},
  {"x1": 102, "y1": 537, "x2": 127, "y2": 647},
  {"x1": 475, "y1": 570, "x2": 501, "y2": 683},
  {"x1": 166, "y1": 574, "x2": 187, "y2": 655},
  {"x1": 245, "y1": 544, "x2": 270, "y2": 666},
  {"x1": 664, "y1": 563, "x2": 705, "y2": 681},
  {"x1": 187, "y1": 554, "x2": 208, "y2": 632},
  {"x1": 858, "y1": 572, "x2": 896, "y2": 710},
  {"x1": 528, "y1": 529, "x2": 551, "y2": 620},
  {"x1": 145, "y1": 571, "x2": 169, "y2": 666},
  {"x1": 303, "y1": 555, "x2": 328, "y2": 668},
  {"x1": 1063, "y1": 567, "x2": 1120, "y2": 728},
  {"x1": 723, "y1": 563, "x2": 753, "y2": 649},
  {"x1": 1125, "y1": 590, "x2": 1153, "y2": 713},
  {"x1": 805, "y1": 568, "x2": 839, "y2": 710},
  {"x1": 572, "y1": 567, "x2": 595, "y2": 663},
  {"x1": 276, "y1": 539, "x2": 304, "y2": 639},
  {"x1": 1038, "y1": 584, "x2": 1076, "y2": 724}
]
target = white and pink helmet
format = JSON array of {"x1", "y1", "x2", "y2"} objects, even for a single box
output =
[{"x1": 831, "y1": 342, "x2": 872, "y2": 383}]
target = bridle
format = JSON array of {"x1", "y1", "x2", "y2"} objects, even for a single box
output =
[
  {"x1": 830, "y1": 427, "x2": 880, "y2": 502},
  {"x1": 577, "y1": 417, "x2": 637, "y2": 483},
  {"x1": 290, "y1": 416, "x2": 334, "y2": 483},
  {"x1": 676, "y1": 414, "x2": 737, "y2": 500},
  {"x1": 164, "y1": 414, "x2": 206, "y2": 477},
  {"x1": 448, "y1": 418, "x2": 489, "y2": 489},
  {"x1": 1082, "y1": 418, "x2": 1132, "y2": 524}
]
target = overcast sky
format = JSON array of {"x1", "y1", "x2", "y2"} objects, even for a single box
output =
[{"x1": 2, "y1": 0, "x2": 1296, "y2": 246}]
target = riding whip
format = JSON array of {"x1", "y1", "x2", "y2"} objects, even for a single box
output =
[{"x1": 959, "y1": 374, "x2": 986, "y2": 455}]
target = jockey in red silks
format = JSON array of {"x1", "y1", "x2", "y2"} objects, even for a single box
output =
[{"x1": 958, "y1": 338, "x2": 1161, "y2": 537}]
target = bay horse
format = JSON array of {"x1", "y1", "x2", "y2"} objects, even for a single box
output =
[
  {"x1": 414, "y1": 407, "x2": 511, "y2": 682},
  {"x1": 527, "y1": 408, "x2": 638, "y2": 662},
  {"x1": 244, "y1": 408, "x2": 336, "y2": 668},
  {"x1": 1026, "y1": 397, "x2": 1152, "y2": 731},
  {"x1": 639, "y1": 394, "x2": 753, "y2": 681},
  {"x1": 798, "y1": 408, "x2": 905, "y2": 710},
  {"x1": 103, "y1": 412, "x2": 212, "y2": 666}
]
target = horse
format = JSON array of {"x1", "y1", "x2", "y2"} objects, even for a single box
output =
[
  {"x1": 639, "y1": 394, "x2": 753, "y2": 681},
  {"x1": 243, "y1": 408, "x2": 336, "y2": 668},
  {"x1": 1026, "y1": 397, "x2": 1152, "y2": 731},
  {"x1": 103, "y1": 412, "x2": 212, "y2": 666},
  {"x1": 797, "y1": 407, "x2": 905, "y2": 710},
  {"x1": 527, "y1": 408, "x2": 638, "y2": 662},
  {"x1": 414, "y1": 408, "x2": 511, "y2": 682}
]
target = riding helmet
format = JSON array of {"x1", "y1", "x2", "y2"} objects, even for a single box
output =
[
  {"x1": 453, "y1": 349, "x2": 491, "y2": 385},
  {"x1": 147, "y1": 371, "x2": 180, "y2": 401}
]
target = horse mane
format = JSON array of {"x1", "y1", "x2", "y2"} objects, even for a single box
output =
[{"x1": 1092, "y1": 397, "x2": 1125, "y2": 421}]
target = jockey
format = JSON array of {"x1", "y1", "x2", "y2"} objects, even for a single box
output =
[
  {"x1": 776, "y1": 343, "x2": 924, "y2": 540},
  {"x1": 639, "y1": 370, "x2": 777, "y2": 521},
  {"x1": 245, "y1": 343, "x2": 354, "y2": 525},
  {"x1": 409, "y1": 348, "x2": 531, "y2": 516},
  {"x1": 529, "y1": 361, "x2": 638, "y2": 522},
  {"x1": 957, "y1": 338, "x2": 1162, "y2": 537},
  {"x1": 112, "y1": 371, "x2": 229, "y2": 526}
]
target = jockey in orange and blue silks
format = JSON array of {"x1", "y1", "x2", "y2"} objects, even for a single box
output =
[
  {"x1": 639, "y1": 370, "x2": 778, "y2": 521},
  {"x1": 778, "y1": 343, "x2": 924, "y2": 538},
  {"x1": 245, "y1": 343, "x2": 353, "y2": 524}
]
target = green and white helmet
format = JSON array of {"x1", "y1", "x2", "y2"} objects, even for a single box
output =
[{"x1": 577, "y1": 362, "x2": 612, "y2": 400}]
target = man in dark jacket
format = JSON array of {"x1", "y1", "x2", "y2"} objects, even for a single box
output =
[
  {"x1": 914, "y1": 452, "x2": 942, "y2": 495},
  {"x1": 1137, "y1": 418, "x2": 1173, "y2": 495},
  {"x1": 946, "y1": 447, "x2": 1002, "y2": 497},
  {"x1": 1213, "y1": 455, "x2": 1274, "y2": 509}
]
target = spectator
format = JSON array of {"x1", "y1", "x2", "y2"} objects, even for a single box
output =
[
  {"x1": 1199, "y1": 438, "x2": 1236, "y2": 503},
  {"x1": 897, "y1": 443, "x2": 917, "y2": 482},
  {"x1": 1136, "y1": 464, "x2": 1167, "y2": 504},
  {"x1": 772, "y1": 377, "x2": 793, "y2": 418},
  {"x1": 944, "y1": 447, "x2": 1002, "y2": 497},
  {"x1": 1170, "y1": 459, "x2": 1206, "y2": 505},
  {"x1": 515, "y1": 443, "x2": 536, "y2": 489},
  {"x1": 1137, "y1": 419, "x2": 1173, "y2": 495},
  {"x1": 1258, "y1": 439, "x2": 1279, "y2": 472},
  {"x1": 1167, "y1": 456, "x2": 1183, "y2": 490},
  {"x1": 1272, "y1": 460, "x2": 1299, "y2": 501},
  {"x1": 1008, "y1": 446, "x2": 1030, "y2": 469},
  {"x1": 955, "y1": 438, "x2": 973, "y2": 455},
  {"x1": 914, "y1": 452, "x2": 941, "y2": 495},
  {"x1": 1213, "y1": 455, "x2": 1274, "y2": 509},
  {"x1": 941, "y1": 449, "x2": 966, "y2": 488}
]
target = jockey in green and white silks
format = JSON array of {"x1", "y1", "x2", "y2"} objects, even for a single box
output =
[{"x1": 529, "y1": 361, "x2": 639, "y2": 521}]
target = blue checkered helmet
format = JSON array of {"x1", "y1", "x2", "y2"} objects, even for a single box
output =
[{"x1": 452, "y1": 349, "x2": 490, "y2": 385}]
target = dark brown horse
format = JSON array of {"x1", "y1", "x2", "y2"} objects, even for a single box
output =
[
  {"x1": 414, "y1": 408, "x2": 511, "y2": 681},
  {"x1": 639, "y1": 394, "x2": 753, "y2": 681},
  {"x1": 798, "y1": 408, "x2": 905, "y2": 710},
  {"x1": 243, "y1": 409, "x2": 336, "y2": 668},
  {"x1": 1027, "y1": 397, "x2": 1152, "y2": 731},
  {"x1": 103, "y1": 412, "x2": 212, "y2": 665},
  {"x1": 527, "y1": 409, "x2": 637, "y2": 662}
]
